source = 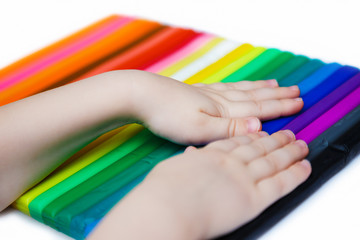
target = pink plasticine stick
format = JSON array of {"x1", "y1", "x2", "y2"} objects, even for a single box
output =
[
  {"x1": 144, "y1": 33, "x2": 214, "y2": 73},
  {"x1": 0, "y1": 16, "x2": 133, "y2": 91},
  {"x1": 296, "y1": 85, "x2": 360, "y2": 144}
]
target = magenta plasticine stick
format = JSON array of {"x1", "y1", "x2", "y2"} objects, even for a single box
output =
[
  {"x1": 144, "y1": 33, "x2": 214, "y2": 73},
  {"x1": 0, "y1": 17, "x2": 133, "y2": 91},
  {"x1": 296, "y1": 85, "x2": 360, "y2": 143}
]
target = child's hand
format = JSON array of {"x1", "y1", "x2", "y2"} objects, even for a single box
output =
[
  {"x1": 129, "y1": 70, "x2": 303, "y2": 144},
  {"x1": 89, "y1": 130, "x2": 311, "y2": 240}
]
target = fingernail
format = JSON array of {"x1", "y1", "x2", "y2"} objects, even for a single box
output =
[
  {"x1": 258, "y1": 131, "x2": 269, "y2": 137},
  {"x1": 282, "y1": 129, "x2": 296, "y2": 139},
  {"x1": 295, "y1": 140, "x2": 308, "y2": 149},
  {"x1": 289, "y1": 85, "x2": 299, "y2": 91},
  {"x1": 299, "y1": 159, "x2": 311, "y2": 169},
  {"x1": 185, "y1": 146, "x2": 197, "y2": 153},
  {"x1": 294, "y1": 97, "x2": 303, "y2": 102},
  {"x1": 267, "y1": 79, "x2": 278, "y2": 87},
  {"x1": 246, "y1": 117, "x2": 261, "y2": 133}
]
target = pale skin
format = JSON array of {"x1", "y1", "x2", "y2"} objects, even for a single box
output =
[{"x1": 0, "y1": 70, "x2": 311, "y2": 239}]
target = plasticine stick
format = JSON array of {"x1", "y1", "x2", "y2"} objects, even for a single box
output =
[
  {"x1": 184, "y1": 43, "x2": 254, "y2": 84},
  {"x1": 145, "y1": 34, "x2": 214, "y2": 73},
  {"x1": 279, "y1": 59, "x2": 324, "y2": 86},
  {"x1": 159, "y1": 37, "x2": 228, "y2": 78},
  {"x1": 298, "y1": 63, "x2": 342, "y2": 95},
  {"x1": 264, "y1": 55, "x2": 310, "y2": 81},
  {"x1": 71, "y1": 27, "x2": 200, "y2": 82},
  {"x1": 28, "y1": 129, "x2": 154, "y2": 222},
  {"x1": 283, "y1": 73, "x2": 360, "y2": 134},
  {"x1": 0, "y1": 15, "x2": 121, "y2": 79},
  {"x1": 15, "y1": 124, "x2": 143, "y2": 215},
  {"x1": 246, "y1": 51, "x2": 294, "y2": 80},
  {"x1": 0, "y1": 20, "x2": 163, "y2": 106},
  {"x1": 165, "y1": 38, "x2": 239, "y2": 82},
  {"x1": 64, "y1": 142, "x2": 182, "y2": 236},
  {"x1": 221, "y1": 48, "x2": 281, "y2": 82},
  {"x1": 42, "y1": 136, "x2": 166, "y2": 228},
  {"x1": 201, "y1": 47, "x2": 266, "y2": 84},
  {"x1": 262, "y1": 66, "x2": 359, "y2": 133},
  {"x1": 0, "y1": 17, "x2": 133, "y2": 91},
  {"x1": 296, "y1": 85, "x2": 360, "y2": 143}
]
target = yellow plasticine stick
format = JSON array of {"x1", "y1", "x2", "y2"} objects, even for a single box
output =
[
  {"x1": 158, "y1": 37, "x2": 224, "y2": 77},
  {"x1": 201, "y1": 47, "x2": 267, "y2": 84},
  {"x1": 184, "y1": 43, "x2": 254, "y2": 85},
  {"x1": 14, "y1": 124, "x2": 143, "y2": 215}
]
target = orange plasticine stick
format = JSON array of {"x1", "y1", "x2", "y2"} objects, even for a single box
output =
[
  {"x1": 0, "y1": 15, "x2": 121, "y2": 80},
  {"x1": 0, "y1": 20, "x2": 163, "y2": 106},
  {"x1": 72, "y1": 27, "x2": 199, "y2": 82}
]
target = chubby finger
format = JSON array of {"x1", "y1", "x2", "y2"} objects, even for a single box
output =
[
  {"x1": 194, "y1": 79, "x2": 279, "y2": 91},
  {"x1": 206, "y1": 132, "x2": 268, "y2": 152},
  {"x1": 219, "y1": 86, "x2": 299, "y2": 102},
  {"x1": 256, "y1": 159, "x2": 311, "y2": 207},
  {"x1": 224, "y1": 98, "x2": 303, "y2": 120},
  {"x1": 232, "y1": 79, "x2": 279, "y2": 90},
  {"x1": 248, "y1": 140, "x2": 309, "y2": 181},
  {"x1": 231, "y1": 130, "x2": 296, "y2": 163},
  {"x1": 221, "y1": 86, "x2": 300, "y2": 102}
]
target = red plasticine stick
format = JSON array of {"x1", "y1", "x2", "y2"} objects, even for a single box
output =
[
  {"x1": 0, "y1": 15, "x2": 121, "y2": 80},
  {"x1": 0, "y1": 19, "x2": 163, "y2": 106},
  {"x1": 72, "y1": 27, "x2": 200, "y2": 82},
  {"x1": 0, "y1": 17, "x2": 133, "y2": 91}
]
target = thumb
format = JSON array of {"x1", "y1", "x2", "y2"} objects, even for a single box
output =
[{"x1": 198, "y1": 116, "x2": 262, "y2": 142}]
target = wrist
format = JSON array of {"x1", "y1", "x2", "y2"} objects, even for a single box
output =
[
  {"x1": 93, "y1": 70, "x2": 142, "y2": 123},
  {"x1": 116, "y1": 70, "x2": 161, "y2": 125},
  {"x1": 134, "y1": 182, "x2": 204, "y2": 240}
]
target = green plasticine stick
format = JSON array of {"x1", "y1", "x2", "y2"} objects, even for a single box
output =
[
  {"x1": 221, "y1": 48, "x2": 282, "y2": 83},
  {"x1": 55, "y1": 142, "x2": 182, "y2": 234},
  {"x1": 29, "y1": 129, "x2": 155, "y2": 222},
  {"x1": 264, "y1": 55, "x2": 309, "y2": 81},
  {"x1": 279, "y1": 59, "x2": 324, "y2": 86},
  {"x1": 247, "y1": 52, "x2": 294, "y2": 80},
  {"x1": 43, "y1": 135, "x2": 166, "y2": 228}
]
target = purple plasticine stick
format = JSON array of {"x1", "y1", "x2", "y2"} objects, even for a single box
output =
[
  {"x1": 296, "y1": 85, "x2": 360, "y2": 143},
  {"x1": 283, "y1": 73, "x2": 360, "y2": 134}
]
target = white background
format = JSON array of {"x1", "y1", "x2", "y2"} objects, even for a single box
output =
[{"x1": 0, "y1": 0, "x2": 360, "y2": 239}]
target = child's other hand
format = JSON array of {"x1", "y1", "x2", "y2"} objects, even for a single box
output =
[
  {"x1": 89, "y1": 130, "x2": 311, "y2": 240},
  {"x1": 130, "y1": 70, "x2": 303, "y2": 144}
]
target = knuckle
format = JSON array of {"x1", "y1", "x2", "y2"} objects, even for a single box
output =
[
  {"x1": 263, "y1": 155, "x2": 279, "y2": 173},
  {"x1": 273, "y1": 176, "x2": 285, "y2": 196},
  {"x1": 252, "y1": 101, "x2": 264, "y2": 117},
  {"x1": 231, "y1": 136, "x2": 252, "y2": 145},
  {"x1": 216, "y1": 102, "x2": 231, "y2": 118},
  {"x1": 246, "y1": 90, "x2": 258, "y2": 101},
  {"x1": 228, "y1": 119, "x2": 248, "y2": 137},
  {"x1": 252, "y1": 141, "x2": 268, "y2": 156},
  {"x1": 228, "y1": 119, "x2": 237, "y2": 137}
]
